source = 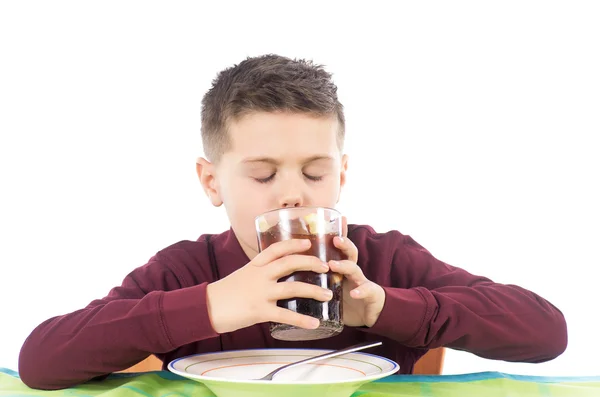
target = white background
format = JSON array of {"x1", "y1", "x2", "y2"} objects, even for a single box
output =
[{"x1": 1, "y1": 1, "x2": 599, "y2": 376}]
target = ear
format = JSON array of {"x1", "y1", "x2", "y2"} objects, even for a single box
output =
[
  {"x1": 337, "y1": 154, "x2": 349, "y2": 203},
  {"x1": 196, "y1": 157, "x2": 223, "y2": 207}
]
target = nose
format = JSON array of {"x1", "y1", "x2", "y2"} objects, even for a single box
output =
[
  {"x1": 279, "y1": 194, "x2": 303, "y2": 208},
  {"x1": 278, "y1": 181, "x2": 304, "y2": 208}
]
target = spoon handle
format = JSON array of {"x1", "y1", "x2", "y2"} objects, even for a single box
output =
[{"x1": 261, "y1": 341, "x2": 382, "y2": 380}]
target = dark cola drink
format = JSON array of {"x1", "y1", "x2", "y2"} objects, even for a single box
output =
[{"x1": 255, "y1": 208, "x2": 344, "y2": 341}]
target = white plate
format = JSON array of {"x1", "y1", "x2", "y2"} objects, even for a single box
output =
[{"x1": 168, "y1": 348, "x2": 399, "y2": 397}]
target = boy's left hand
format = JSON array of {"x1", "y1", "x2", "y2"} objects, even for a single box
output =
[{"x1": 329, "y1": 218, "x2": 386, "y2": 328}]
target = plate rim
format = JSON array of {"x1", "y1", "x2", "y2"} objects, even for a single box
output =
[{"x1": 167, "y1": 347, "x2": 400, "y2": 385}]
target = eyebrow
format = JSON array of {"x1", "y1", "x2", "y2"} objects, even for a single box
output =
[{"x1": 241, "y1": 155, "x2": 335, "y2": 165}]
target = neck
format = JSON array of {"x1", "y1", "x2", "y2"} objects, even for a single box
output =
[{"x1": 237, "y1": 235, "x2": 259, "y2": 261}]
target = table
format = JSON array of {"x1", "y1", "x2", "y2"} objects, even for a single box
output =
[{"x1": 1, "y1": 368, "x2": 599, "y2": 396}]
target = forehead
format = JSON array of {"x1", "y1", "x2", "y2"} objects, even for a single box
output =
[{"x1": 225, "y1": 112, "x2": 340, "y2": 161}]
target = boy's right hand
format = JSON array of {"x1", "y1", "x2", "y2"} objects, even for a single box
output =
[{"x1": 205, "y1": 239, "x2": 331, "y2": 334}]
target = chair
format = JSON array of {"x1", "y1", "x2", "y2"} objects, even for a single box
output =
[
  {"x1": 120, "y1": 355, "x2": 162, "y2": 373},
  {"x1": 413, "y1": 347, "x2": 445, "y2": 375},
  {"x1": 121, "y1": 347, "x2": 445, "y2": 375}
]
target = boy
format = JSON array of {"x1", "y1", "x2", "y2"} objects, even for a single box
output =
[{"x1": 19, "y1": 54, "x2": 567, "y2": 390}]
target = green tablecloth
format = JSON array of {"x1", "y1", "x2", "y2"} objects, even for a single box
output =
[{"x1": 1, "y1": 368, "x2": 599, "y2": 397}]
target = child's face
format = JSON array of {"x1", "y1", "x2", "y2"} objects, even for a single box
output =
[{"x1": 200, "y1": 111, "x2": 348, "y2": 259}]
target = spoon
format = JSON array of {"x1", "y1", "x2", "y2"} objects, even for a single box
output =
[{"x1": 257, "y1": 341, "x2": 383, "y2": 381}]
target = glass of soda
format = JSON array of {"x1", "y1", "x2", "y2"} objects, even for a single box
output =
[{"x1": 255, "y1": 206, "x2": 344, "y2": 341}]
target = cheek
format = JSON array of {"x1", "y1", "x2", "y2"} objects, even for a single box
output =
[
  {"x1": 313, "y1": 178, "x2": 341, "y2": 203},
  {"x1": 221, "y1": 177, "x2": 259, "y2": 202},
  {"x1": 222, "y1": 180, "x2": 269, "y2": 228},
  {"x1": 231, "y1": 199, "x2": 268, "y2": 254}
]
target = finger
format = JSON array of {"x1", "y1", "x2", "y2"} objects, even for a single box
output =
[
  {"x1": 329, "y1": 259, "x2": 367, "y2": 285},
  {"x1": 342, "y1": 216, "x2": 349, "y2": 238},
  {"x1": 268, "y1": 254, "x2": 329, "y2": 278},
  {"x1": 254, "y1": 239, "x2": 311, "y2": 267},
  {"x1": 271, "y1": 281, "x2": 333, "y2": 302},
  {"x1": 349, "y1": 281, "x2": 384, "y2": 303},
  {"x1": 269, "y1": 307, "x2": 321, "y2": 330},
  {"x1": 333, "y1": 235, "x2": 358, "y2": 262}
]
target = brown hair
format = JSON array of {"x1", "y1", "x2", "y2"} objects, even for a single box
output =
[{"x1": 201, "y1": 54, "x2": 345, "y2": 163}]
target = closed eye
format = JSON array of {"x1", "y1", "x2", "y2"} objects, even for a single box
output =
[
  {"x1": 254, "y1": 173, "x2": 323, "y2": 184},
  {"x1": 254, "y1": 174, "x2": 275, "y2": 184},
  {"x1": 304, "y1": 173, "x2": 323, "y2": 182}
]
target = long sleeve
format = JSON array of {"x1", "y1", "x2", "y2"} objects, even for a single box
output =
[
  {"x1": 18, "y1": 244, "x2": 219, "y2": 390},
  {"x1": 350, "y1": 225, "x2": 568, "y2": 363}
]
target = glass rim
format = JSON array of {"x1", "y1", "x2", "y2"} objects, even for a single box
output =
[{"x1": 254, "y1": 206, "x2": 341, "y2": 222}]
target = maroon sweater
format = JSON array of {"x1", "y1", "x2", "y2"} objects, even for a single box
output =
[{"x1": 19, "y1": 225, "x2": 567, "y2": 389}]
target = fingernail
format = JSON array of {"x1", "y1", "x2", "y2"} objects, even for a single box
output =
[
  {"x1": 338, "y1": 237, "x2": 344, "y2": 243},
  {"x1": 301, "y1": 239, "x2": 311, "y2": 246},
  {"x1": 321, "y1": 262, "x2": 329, "y2": 270},
  {"x1": 352, "y1": 289, "x2": 360, "y2": 296},
  {"x1": 323, "y1": 289, "x2": 334, "y2": 299},
  {"x1": 330, "y1": 260, "x2": 339, "y2": 267}
]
